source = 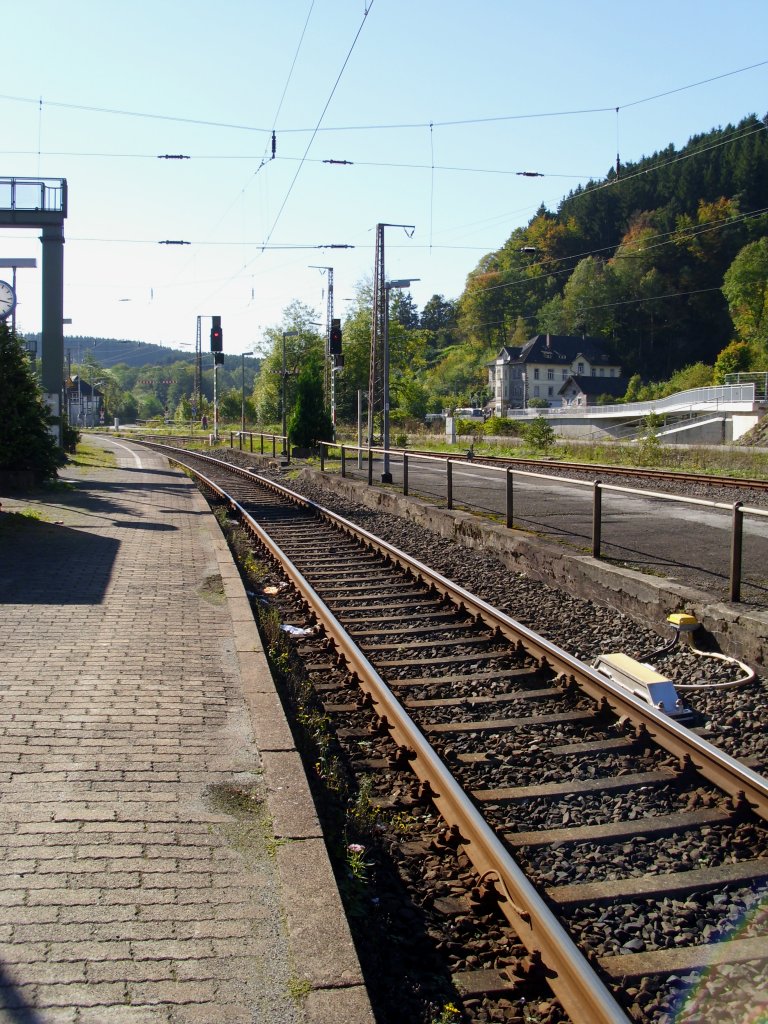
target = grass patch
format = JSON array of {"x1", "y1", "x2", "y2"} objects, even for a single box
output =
[
  {"x1": 346, "y1": 433, "x2": 768, "y2": 481},
  {"x1": 69, "y1": 441, "x2": 118, "y2": 470}
]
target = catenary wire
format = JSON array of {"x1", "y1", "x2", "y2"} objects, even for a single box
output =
[{"x1": 0, "y1": 58, "x2": 763, "y2": 135}]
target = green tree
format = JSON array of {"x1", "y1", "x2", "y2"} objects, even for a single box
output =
[
  {"x1": 218, "y1": 388, "x2": 243, "y2": 423},
  {"x1": 287, "y1": 353, "x2": 333, "y2": 448},
  {"x1": 252, "y1": 301, "x2": 324, "y2": 425},
  {"x1": 561, "y1": 256, "x2": 618, "y2": 336},
  {"x1": 713, "y1": 340, "x2": 754, "y2": 382},
  {"x1": 0, "y1": 325, "x2": 66, "y2": 481},
  {"x1": 659, "y1": 362, "x2": 713, "y2": 395},
  {"x1": 722, "y1": 237, "x2": 768, "y2": 354}
]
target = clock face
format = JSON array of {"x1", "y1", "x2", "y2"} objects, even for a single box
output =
[{"x1": 0, "y1": 280, "x2": 16, "y2": 320}]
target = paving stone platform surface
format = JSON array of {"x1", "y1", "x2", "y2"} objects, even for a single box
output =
[{"x1": 0, "y1": 437, "x2": 373, "y2": 1024}]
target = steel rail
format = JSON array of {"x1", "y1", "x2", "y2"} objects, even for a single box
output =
[
  {"x1": 171, "y1": 456, "x2": 631, "y2": 1024},
  {"x1": 360, "y1": 446, "x2": 768, "y2": 493},
  {"x1": 143, "y1": 441, "x2": 768, "y2": 1019},
  {"x1": 151, "y1": 440, "x2": 768, "y2": 822}
]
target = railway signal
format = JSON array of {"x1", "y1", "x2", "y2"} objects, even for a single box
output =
[
  {"x1": 329, "y1": 318, "x2": 342, "y2": 355},
  {"x1": 210, "y1": 316, "x2": 223, "y2": 352}
]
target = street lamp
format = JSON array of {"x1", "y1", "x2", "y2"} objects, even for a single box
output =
[
  {"x1": 281, "y1": 330, "x2": 299, "y2": 457},
  {"x1": 241, "y1": 351, "x2": 254, "y2": 434},
  {"x1": 381, "y1": 279, "x2": 419, "y2": 482}
]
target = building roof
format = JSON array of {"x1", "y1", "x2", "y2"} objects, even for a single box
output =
[
  {"x1": 518, "y1": 334, "x2": 618, "y2": 366},
  {"x1": 558, "y1": 374, "x2": 628, "y2": 398},
  {"x1": 65, "y1": 375, "x2": 103, "y2": 397},
  {"x1": 487, "y1": 345, "x2": 522, "y2": 367}
]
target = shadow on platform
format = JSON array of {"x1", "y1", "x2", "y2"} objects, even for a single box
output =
[{"x1": 0, "y1": 515, "x2": 119, "y2": 605}]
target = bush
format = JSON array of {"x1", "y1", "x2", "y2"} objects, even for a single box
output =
[
  {"x1": 0, "y1": 324, "x2": 66, "y2": 482},
  {"x1": 480, "y1": 417, "x2": 523, "y2": 437},
  {"x1": 522, "y1": 415, "x2": 556, "y2": 453},
  {"x1": 63, "y1": 418, "x2": 80, "y2": 454}
]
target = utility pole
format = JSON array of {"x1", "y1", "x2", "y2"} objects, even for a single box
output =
[
  {"x1": 368, "y1": 222, "x2": 415, "y2": 456},
  {"x1": 310, "y1": 265, "x2": 336, "y2": 436},
  {"x1": 193, "y1": 317, "x2": 202, "y2": 421}
]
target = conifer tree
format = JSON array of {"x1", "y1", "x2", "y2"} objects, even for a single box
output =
[{"x1": 0, "y1": 323, "x2": 65, "y2": 482}]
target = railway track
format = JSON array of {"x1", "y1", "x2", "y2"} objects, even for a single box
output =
[
  {"x1": 401, "y1": 448, "x2": 768, "y2": 495},
  {"x1": 130, "y1": 431, "x2": 768, "y2": 498},
  {"x1": 143, "y1": 441, "x2": 768, "y2": 1023}
]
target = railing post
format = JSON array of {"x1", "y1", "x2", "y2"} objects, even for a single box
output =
[
  {"x1": 341, "y1": 445, "x2": 346, "y2": 478},
  {"x1": 591, "y1": 480, "x2": 602, "y2": 558},
  {"x1": 403, "y1": 453, "x2": 409, "y2": 496},
  {"x1": 506, "y1": 467, "x2": 514, "y2": 529},
  {"x1": 260, "y1": 434, "x2": 264, "y2": 454},
  {"x1": 249, "y1": 432, "x2": 253, "y2": 453},
  {"x1": 730, "y1": 501, "x2": 744, "y2": 603},
  {"x1": 272, "y1": 436, "x2": 276, "y2": 458},
  {"x1": 229, "y1": 432, "x2": 234, "y2": 448},
  {"x1": 238, "y1": 432, "x2": 242, "y2": 451},
  {"x1": 320, "y1": 446, "x2": 325, "y2": 472},
  {"x1": 367, "y1": 445, "x2": 373, "y2": 486},
  {"x1": 447, "y1": 459, "x2": 453, "y2": 510}
]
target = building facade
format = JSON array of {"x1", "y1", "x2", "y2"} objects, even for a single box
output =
[{"x1": 488, "y1": 334, "x2": 623, "y2": 415}]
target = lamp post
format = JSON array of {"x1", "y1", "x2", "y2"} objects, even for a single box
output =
[
  {"x1": 382, "y1": 279, "x2": 419, "y2": 482},
  {"x1": 281, "y1": 330, "x2": 299, "y2": 457},
  {"x1": 241, "y1": 351, "x2": 254, "y2": 434}
]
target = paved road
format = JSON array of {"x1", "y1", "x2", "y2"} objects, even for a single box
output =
[{"x1": 340, "y1": 455, "x2": 768, "y2": 606}]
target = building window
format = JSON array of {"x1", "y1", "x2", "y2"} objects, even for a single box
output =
[
  {"x1": 591, "y1": 368, "x2": 596, "y2": 376},
  {"x1": 533, "y1": 368, "x2": 540, "y2": 380},
  {"x1": 547, "y1": 369, "x2": 554, "y2": 380},
  {"x1": 548, "y1": 386, "x2": 553, "y2": 396},
  {"x1": 578, "y1": 362, "x2": 584, "y2": 374},
  {"x1": 533, "y1": 386, "x2": 540, "y2": 397},
  {"x1": 599, "y1": 368, "x2": 604, "y2": 376},
  {"x1": 562, "y1": 369, "x2": 568, "y2": 379}
]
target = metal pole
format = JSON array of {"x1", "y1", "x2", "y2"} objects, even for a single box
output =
[
  {"x1": 591, "y1": 481, "x2": 602, "y2": 558},
  {"x1": 447, "y1": 460, "x2": 453, "y2": 509},
  {"x1": 213, "y1": 363, "x2": 219, "y2": 441},
  {"x1": 241, "y1": 353, "x2": 246, "y2": 435},
  {"x1": 341, "y1": 445, "x2": 346, "y2": 478},
  {"x1": 403, "y1": 453, "x2": 409, "y2": 496},
  {"x1": 506, "y1": 467, "x2": 514, "y2": 529},
  {"x1": 730, "y1": 501, "x2": 744, "y2": 603},
  {"x1": 381, "y1": 285, "x2": 392, "y2": 482},
  {"x1": 368, "y1": 444, "x2": 373, "y2": 486},
  {"x1": 281, "y1": 333, "x2": 287, "y2": 457},
  {"x1": 357, "y1": 390, "x2": 363, "y2": 469}
]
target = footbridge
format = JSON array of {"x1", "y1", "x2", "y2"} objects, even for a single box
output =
[{"x1": 506, "y1": 380, "x2": 766, "y2": 443}]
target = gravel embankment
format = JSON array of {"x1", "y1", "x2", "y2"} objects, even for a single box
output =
[{"x1": 233, "y1": 456, "x2": 767, "y2": 775}]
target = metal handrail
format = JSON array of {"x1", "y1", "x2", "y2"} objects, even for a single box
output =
[{"x1": 317, "y1": 441, "x2": 767, "y2": 603}]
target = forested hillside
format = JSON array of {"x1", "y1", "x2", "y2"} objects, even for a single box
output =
[
  {"x1": 25, "y1": 116, "x2": 768, "y2": 427},
  {"x1": 457, "y1": 114, "x2": 768, "y2": 379}
]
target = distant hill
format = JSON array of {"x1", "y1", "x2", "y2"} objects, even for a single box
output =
[{"x1": 25, "y1": 334, "x2": 195, "y2": 369}]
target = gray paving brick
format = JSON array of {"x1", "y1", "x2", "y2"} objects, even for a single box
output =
[{"x1": 0, "y1": 440, "x2": 368, "y2": 1023}]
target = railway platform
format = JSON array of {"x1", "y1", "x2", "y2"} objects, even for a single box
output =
[{"x1": 0, "y1": 436, "x2": 374, "y2": 1024}]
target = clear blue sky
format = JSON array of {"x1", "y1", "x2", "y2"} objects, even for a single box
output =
[{"x1": 2, "y1": 0, "x2": 766, "y2": 355}]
